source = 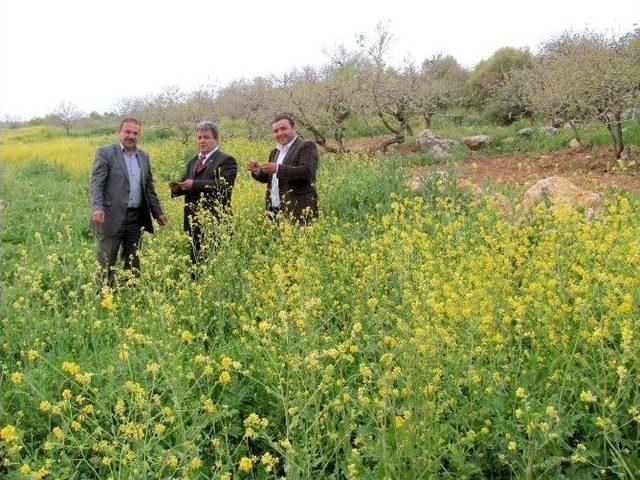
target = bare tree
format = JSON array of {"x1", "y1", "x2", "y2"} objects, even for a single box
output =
[
  {"x1": 216, "y1": 77, "x2": 276, "y2": 139},
  {"x1": 279, "y1": 46, "x2": 367, "y2": 153},
  {"x1": 518, "y1": 30, "x2": 640, "y2": 158},
  {"x1": 358, "y1": 23, "x2": 421, "y2": 151},
  {"x1": 413, "y1": 54, "x2": 468, "y2": 128},
  {"x1": 53, "y1": 101, "x2": 83, "y2": 135}
]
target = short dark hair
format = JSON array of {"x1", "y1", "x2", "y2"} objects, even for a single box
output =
[
  {"x1": 272, "y1": 114, "x2": 295, "y2": 128},
  {"x1": 195, "y1": 121, "x2": 219, "y2": 139},
  {"x1": 119, "y1": 117, "x2": 142, "y2": 130}
]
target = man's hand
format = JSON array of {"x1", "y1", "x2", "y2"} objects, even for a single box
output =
[
  {"x1": 92, "y1": 209, "x2": 105, "y2": 224},
  {"x1": 169, "y1": 181, "x2": 181, "y2": 194},
  {"x1": 245, "y1": 159, "x2": 260, "y2": 174},
  {"x1": 157, "y1": 214, "x2": 168, "y2": 226},
  {"x1": 260, "y1": 162, "x2": 276, "y2": 174},
  {"x1": 179, "y1": 179, "x2": 194, "y2": 190}
]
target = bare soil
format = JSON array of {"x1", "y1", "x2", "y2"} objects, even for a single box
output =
[{"x1": 339, "y1": 135, "x2": 640, "y2": 194}]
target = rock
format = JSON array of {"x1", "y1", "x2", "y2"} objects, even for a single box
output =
[
  {"x1": 522, "y1": 176, "x2": 600, "y2": 212},
  {"x1": 622, "y1": 107, "x2": 640, "y2": 120},
  {"x1": 408, "y1": 170, "x2": 449, "y2": 191},
  {"x1": 517, "y1": 127, "x2": 534, "y2": 137},
  {"x1": 550, "y1": 117, "x2": 564, "y2": 128},
  {"x1": 416, "y1": 129, "x2": 456, "y2": 158},
  {"x1": 462, "y1": 135, "x2": 492, "y2": 150},
  {"x1": 459, "y1": 181, "x2": 510, "y2": 210},
  {"x1": 569, "y1": 138, "x2": 582, "y2": 151},
  {"x1": 540, "y1": 126, "x2": 558, "y2": 135}
]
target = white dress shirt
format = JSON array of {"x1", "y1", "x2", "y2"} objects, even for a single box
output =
[{"x1": 270, "y1": 136, "x2": 297, "y2": 208}]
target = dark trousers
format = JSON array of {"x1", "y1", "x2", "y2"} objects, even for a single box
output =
[{"x1": 96, "y1": 209, "x2": 143, "y2": 288}]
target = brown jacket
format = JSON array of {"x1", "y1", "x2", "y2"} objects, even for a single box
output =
[{"x1": 252, "y1": 137, "x2": 319, "y2": 223}]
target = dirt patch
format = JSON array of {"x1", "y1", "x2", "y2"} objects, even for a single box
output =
[{"x1": 412, "y1": 147, "x2": 640, "y2": 194}]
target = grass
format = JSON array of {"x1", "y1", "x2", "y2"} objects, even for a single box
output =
[{"x1": 1, "y1": 128, "x2": 639, "y2": 478}]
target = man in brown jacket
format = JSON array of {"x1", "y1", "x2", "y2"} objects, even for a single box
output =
[{"x1": 246, "y1": 114, "x2": 319, "y2": 224}]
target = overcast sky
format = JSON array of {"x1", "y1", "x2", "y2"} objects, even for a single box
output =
[{"x1": 0, "y1": 0, "x2": 637, "y2": 120}]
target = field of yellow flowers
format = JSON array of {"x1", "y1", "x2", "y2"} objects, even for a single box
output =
[{"x1": 1, "y1": 126, "x2": 639, "y2": 479}]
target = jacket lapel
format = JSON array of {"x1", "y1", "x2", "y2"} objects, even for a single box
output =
[
  {"x1": 115, "y1": 144, "x2": 129, "y2": 185},
  {"x1": 281, "y1": 136, "x2": 302, "y2": 165}
]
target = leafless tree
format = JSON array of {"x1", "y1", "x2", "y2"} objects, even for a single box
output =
[
  {"x1": 517, "y1": 30, "x2": 640, "y2": 158},
  {"x1": 413, "y1": 54, "x2": 468, "y2": 128},
  {"x1": 216, "y1": 77, "x2": 277, "y2": 139},
  {"x1": 52, "y1": 101, "x2": 83, "y2": 135}
]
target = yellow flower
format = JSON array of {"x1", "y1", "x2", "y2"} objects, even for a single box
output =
[
  {"x1": 154, "y1": 423, "x2": 166, "y2": 434},
  {"x1": 515, "y1": 387, "x2": 527, "y2": 399},
  {"x1": 61, "y1": 362, "x2": 80, "y2": 375},
  {"x1": 238, "y1": 455, "x2": 255, "y2": 472},
  {"x1": 165, "y1": 453, "x2": 178, "y2": 468},
  {"x1": 10, "y1": 372, "x2": 23, "y2": 384},
  {"x1": 219, "y1": 371, "x2": 231, "y2": 384},
  {"x1": 580, "y1": 391, "x2": 596, "y2": 403},
  {"x1": 508, "y1": 441, "x2": 517, "y2": 451},
  {"x1": 180, "y1": 330, "x2": 194, "y2": 344},
  {"x1": 220, "y1": 355, "x2": 233, "y2": 368},
  {"x1": 0, "y1": 424, "x2": 17, "y2": 442},
  {"x1": 189, "y1": 457, "x2": 202, "y2": 470},
  {"x1": 52, "y1": 427, "x2": 63, "y2": 439},
  {"x1": 26, "y1": 349, "x2": 39, "y2": 361}
]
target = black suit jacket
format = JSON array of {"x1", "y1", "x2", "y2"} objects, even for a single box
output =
[
  {"x1": 172, "y1": 149, "x2": 237, "y2": 231},
  {"x1": 252, "y1": 136, "x2": 319, "y2": 222}
]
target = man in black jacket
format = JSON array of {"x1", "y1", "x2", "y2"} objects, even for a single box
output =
[{"x1": 171, "y1": 121, "x2": 237, "y2": 263}]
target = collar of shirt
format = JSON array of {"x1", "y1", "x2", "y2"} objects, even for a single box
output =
[
  {"x1": 120, "y1": 143, "x2": 138, "y2": 155},
  {"x1": 275, "y1": 135, "x2": 297, "y2": 153},
  {"x1": 200, "y1": 146, "x2": 219, "y2": 161}
]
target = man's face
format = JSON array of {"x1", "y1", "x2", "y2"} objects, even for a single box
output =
[
  {"x1": 197, "y1": 129, "x2": 218, "y2": 154},
  {"x1": 272, "y1": 119, "x2": 296, "y2": 146},
  {"x1": 119, "y1": 122, "x2": 141, "y2": 151}
]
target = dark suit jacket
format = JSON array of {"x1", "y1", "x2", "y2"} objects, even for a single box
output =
[
  {"x1": 172, "y1": 149, "x2": 237, "y2": 231},
  {"x1": 89, "y1": 143, "x2": 164, "y2": 236},
  {"x1": 251, "y1": 137, "x2": 319, "y2": 222}
]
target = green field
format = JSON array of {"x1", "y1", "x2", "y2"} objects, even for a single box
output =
[{"x1": 1, "y1": 127, "x2": 639, "y2": 479}]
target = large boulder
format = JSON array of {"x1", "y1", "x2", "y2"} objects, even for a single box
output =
[
  {"x1": 522, "y1": 176, "x2": 600, "y2": 213},
  {"x1": 416, "y1": 129, "x2": 456, "y2": 158},
  {"x1": 462, "y1": 135, "x2": 492, "y2": 150}
]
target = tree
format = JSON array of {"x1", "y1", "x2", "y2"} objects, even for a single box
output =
[
  {"x1": 469, "y1": 47, "x2": 534, "y2": 123},
  {"x1": 279, "y1": 45, "x2": 367, "y2": 153},
  {"x1": 358, "y1": 23, "x2": 421, "y2": 151},
  {"x1": 413, "y1": 54, "x2": 468, "y2": 128},
  {"x1": 216, "y1": 77, "x2": 276, "y2": 139},
  {"x1": 52, "y1": 101, "x2": 83, "y2": 135},
  {"x1": 518, "y1": 30, "x2": 640, "y2": 158}
]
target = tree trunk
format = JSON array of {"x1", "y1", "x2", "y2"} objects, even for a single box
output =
[
  {"x1": 603, "y1": 110, "x2": 624, "y2": 159},
  {"x1": 380, "y1": 134, "x2": 404, "y2": 153},
  {"x1": 566, "y1": 118, "x2": 584, "y2": 148},
  {"x1": 422, "y1": 112, "x2": 432, "y2": 129}
]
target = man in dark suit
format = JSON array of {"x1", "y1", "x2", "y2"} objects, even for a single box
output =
[
  {"x1": 90, "y1": 118, "x2": 167, "y2": 287},
  {"x1": 245, "y1": 114, "x2": 319, "y2": 224},
  {"x1": 170, "y1": 121, "x2": 237, "y2": 263}
]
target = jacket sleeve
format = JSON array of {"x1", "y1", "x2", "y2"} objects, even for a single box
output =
[
  {"x1": 276, "y1": 141, "x2": 319, "y2": 181},
  {"x1": 89, "y1": 147, "x2": 109, "y2": 212},
  {"x1": 144, "y1": 154, "x2": 165, "y2": 218}
]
